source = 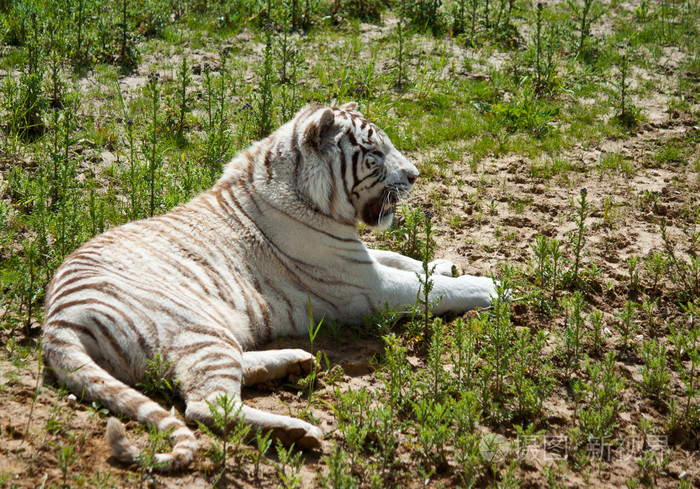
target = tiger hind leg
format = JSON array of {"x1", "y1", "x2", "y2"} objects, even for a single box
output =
[
  {"x1": 42, "y1": 331, "x2": 197, "y2": 472},
  {"x1": 185, "y1": 401, "x2": 323, "y2": 449},
  {"x1": 182, "y1": 348, "x2": 322, "y2": 450}
]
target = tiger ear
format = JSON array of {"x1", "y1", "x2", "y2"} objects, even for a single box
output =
[
  {"x1": 339, "y1": 101, "x2": 358, "y2": 111},
  {"x1": 304, "y1": 108, "x2": 336, "y2": 151}
]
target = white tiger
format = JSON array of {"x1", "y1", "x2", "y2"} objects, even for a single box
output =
[{"x1": 42, "y1": 102, "x2": 497, "y2": 471}]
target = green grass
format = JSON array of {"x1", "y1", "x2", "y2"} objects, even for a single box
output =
[{"x1": 1, "y1": 0, "x2": 700, "y2": 487}]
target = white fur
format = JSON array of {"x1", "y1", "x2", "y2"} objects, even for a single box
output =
[{"x1": 43, "y1": 103, "x2": 498, "y2": 471}]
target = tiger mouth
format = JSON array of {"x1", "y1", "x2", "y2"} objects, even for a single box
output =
[{"x1": 362, "y1": 195, "x2": 396, "y2": 227}]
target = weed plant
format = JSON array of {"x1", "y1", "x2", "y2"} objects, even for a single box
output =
[
  {"x1": 276, "y1": 440, "x2": 304, "y2": 489},
  {"x1": 298, "y1": 297, "x2": 325, "y2": 415},
  {"x1": 530, "y1": 2, "x2": 561, "y2": 96},
  {"x1": 144, "y1": 72, "x2": 163, "y2": 217},
  {"x1": 380, "y1": 205, "x2": 435, "y2": 261},
  {"x1": 277, "y1": 26, "x2": 305, "y2": 121},
  {"x1": 117, "y1": 0, "x2": 139, "y2": 72},
  {"x1": 481, "y1": 267, "x2": 515, "y2": 401},
  {"x1": 567, "y1": 0, "x2": 606, "y2": 58},
  {"x1": 57, "y1": 439, "x2": 79, "y2": 488},
  {"x1": 136, "y1": 424, "x2": 174, "y2": 487},
  {"x1": 250, "y1": 428, "x2": 273, "y2": 479},
  {"x1": 425, "y1": 317, "x2": 449, "y2": 401},
  {"x1": 256, "y1": 22, "x2": 276, "y2": 138},
  {"x1": 531, "y1": 235, "x2": 564, "y2": 314},
  {"x1": 636, "y1": 449, "x2": 669, "y2": 487},
  {"x1": 320, "y1": 447, "x2": 358, "y2": 489},
  {"x1": 644, "y1": 252, "x2": 668, "y2": 293},
  {"x1": 138, "y1": 353, "x2": 180, "y2": 406},
  {"x1": 589, "y1": 309, "x2": 604, "y2": 354},
  {"x1": 414, "y1": 211, "x2": 440, "y2": 338},
  {"x1": 198, "y1": 393, "x2": 252, "y2": 482},
  {"x1": 661, "y1": 221, "x2": 700, "y2": 302},
  {"x1": 566, "y1": 188, "x2": 590, "y2": 290},
  {"x1": 14, "y1": 12, "x2": 46, "y2": 139},
  {"x1": 560, "y1": 291, "x2": 586, "y2": 368},
  {"x1": 640, "y1": 296, "x2": 658, "y2": 330},
  {"x1": 165, "y1": 57, "x2": 195, "y2": 146},
  {"x1": 615, "y1": 300, "x2": 639, "y2": 354},
  {"x1": 512, "y1": 327, "x2": 552, "y2": 421},
  {"x1": 450, "y1": 317, "x2": 479, "y2": 390},
  {"x1": 627, "y1": 256, "x2": 642, "y2": 294},
  {"x1": 639, "y1": 339, "x2": 670, "y2": 401},
  {"x1": 406, "y1": 0, "x2": 443, "y2": 34},
  {"x1": 667, "y1": 300, "x2": 700, "y2": 428},
  {"x1": 611, "y1": 47, "x2": 640, "y2": 127},
  {"x1": 201, "y1": 55, "x2": 234, "y2": 177},
  {"x1": 377, "y1": 333, "x2": 413, "y2": 418},
  {"x1": 577, "y1": 352, "x2": 625, "y2": 439}
]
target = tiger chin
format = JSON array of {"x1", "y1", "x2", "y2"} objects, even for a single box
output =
[{"x1": 41, "y1": 102, "x2": 498, "y2": 472}]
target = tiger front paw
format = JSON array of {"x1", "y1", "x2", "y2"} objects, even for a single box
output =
[
  {"x1": 454, "y1": 275, "x2": 501, "y2": 310},
  {"x1": 269, "y1": 423, "x2": 323, "y2": 450},
  {"x1": 285, "y1": 349, "x2": 318, "y2": 377},
  {"x1": 428, "y1": 259, "x2": 458, "y2": 277}
]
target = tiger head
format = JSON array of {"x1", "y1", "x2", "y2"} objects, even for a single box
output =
[{"x1": 297, "y1": 102, "x2": 419, "y2": 231}]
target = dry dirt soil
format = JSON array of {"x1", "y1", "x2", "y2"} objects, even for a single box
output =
[{"x1": 2, "y1": 15, "x2": 700, "y2": 489}]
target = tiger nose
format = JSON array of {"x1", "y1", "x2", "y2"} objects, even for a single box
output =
[{"x1": 407, "y1": 173, "x2": 418, "y2": 185}]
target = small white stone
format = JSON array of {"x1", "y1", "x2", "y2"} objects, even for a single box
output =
[
  {"x1": 603, "y1": 327, "x2": 613, "y2": 338},
  {"x1": 66, "y1": 393, "x2": 78, "y2": 405},
  {"x1": 100, "y1": 151, "x2": 117, "y2": 165}
]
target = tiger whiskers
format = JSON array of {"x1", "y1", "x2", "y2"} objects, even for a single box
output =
[
  {"x1": 377, "y1": 190, "x2": 392, "y2": 223},
  {"x1": 378, "y1": 186, "x2": 404, "y2": 223},
  {"x1": 396, "y1": 186, "x2": 411, "y2": 202}
]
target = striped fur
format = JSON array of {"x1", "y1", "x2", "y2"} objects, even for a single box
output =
[{"x1": 42, "y1": 103, "x2": 497, "y2": 471}]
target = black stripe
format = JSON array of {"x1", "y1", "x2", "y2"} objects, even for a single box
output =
[
  {"x1": 189, "y1": 361, "x2": 242, "y2": 382},
  {"x1": 263, "y1": 138, "x2": 275, "y2": 182},
  {"x1": 200, "y1": 372, "x2": 241, "y2": 384},
  {"x1": 50, "y1": 297, "x2": 154, "y2": 355},
  {"x1": 353, "y1": 168, "x2": 380, "y2": 189},
  {"x1": 236, "y1": 178, "x2": 263, "y2": 214},
  {"x1": 171, "y1": 340, "x2": 235, "y2": 356},
  {"x1": 339, "y1": 145, "x2": 353, "y2": 203},
  {"x1": 179, "y1": 323, "x2": 241, "y2": 347},
  {"x1": 351, "y1": 151, "x2": 361, "y2": 198},
  {"x1": 43, "y1": 332, "x2": 79, "y2": 349}
]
